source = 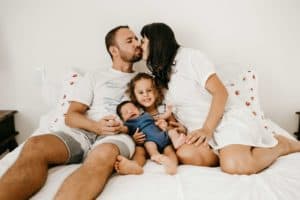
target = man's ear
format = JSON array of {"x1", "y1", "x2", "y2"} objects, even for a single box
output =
[{"x1": 109, "y1": 46, "x2": 119, "y2": 58}]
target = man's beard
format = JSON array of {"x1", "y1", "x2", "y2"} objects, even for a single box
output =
[{"x1": 120, "y1": 48, "x2": 142, "y2": 63}]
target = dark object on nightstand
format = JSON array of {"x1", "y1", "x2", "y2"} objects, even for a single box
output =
[
  {"x1": 295, "y1": 112, "x2": 300, "y2": 140},
  {"x1": 0, "y1": 110, "x2": 19, "y2": 154}
]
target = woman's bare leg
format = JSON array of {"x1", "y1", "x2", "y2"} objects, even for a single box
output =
[
  {"x1": 176, "y1": 144, "x2": 219, "y2": 166},
  {"x1": 219, "y1": 135, "x2": 300, "y2": 175}
]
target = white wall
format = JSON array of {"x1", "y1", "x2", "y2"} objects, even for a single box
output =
[{"x1": 0, "y1": 0, "x2": 299, "y2": 143}]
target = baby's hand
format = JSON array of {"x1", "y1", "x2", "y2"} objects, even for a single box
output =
[{"x1": 132, "y1": 128, "x2": 146, "y2": 145}]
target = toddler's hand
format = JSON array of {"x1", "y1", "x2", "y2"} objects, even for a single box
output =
[{"x1": 155, "y1": 119, "x2": 168, "y2": 131}]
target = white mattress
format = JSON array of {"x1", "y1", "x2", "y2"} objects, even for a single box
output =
[{"x1": 1, "y1": 137, "x2": 300, "y2": 200}]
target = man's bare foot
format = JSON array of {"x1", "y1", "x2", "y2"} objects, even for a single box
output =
[
  {"x1": 275, "y1": 135, "x2": 300, "y2": 156},
  {"x1": 151, "y1": 154, "x2": 177, "y2": 175},
  {"x1": 114, "y1": 155, "x2": 143, "y2": 175},
  {"x1": 172, "y1": 134, "x2": 186, "y2": 149}
]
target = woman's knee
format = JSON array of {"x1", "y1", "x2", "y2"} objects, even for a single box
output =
[
  {"x1": 176, "y1": 145, "x2": 207, "y2": 166},
  {"x1": 220, "y1": 156, "x2": 257, "y2": 175}
]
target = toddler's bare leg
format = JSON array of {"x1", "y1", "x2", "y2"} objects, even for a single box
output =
[{"x1": 168, "y1": 129, "x2": 186, "y2": 149}]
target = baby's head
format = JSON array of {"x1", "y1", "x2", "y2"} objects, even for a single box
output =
[
  {"x1": 116, "y1": 101, "x2": 141, "y2": 121},
  {"x1": 127, "y1": 73, "x2": 164, "y2": 109}
]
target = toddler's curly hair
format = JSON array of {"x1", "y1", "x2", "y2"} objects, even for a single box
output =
[{"x1": 126, "y1": 73, "x2": 164, "y2": 109}]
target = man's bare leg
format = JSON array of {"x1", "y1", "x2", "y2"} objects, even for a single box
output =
[
  {"x1": 176, "y1": 144, "x2": 219, "y2": 166},
  {"x1": 55, "y1": 143, "x2": 119, "y2": 200},
  {"x1": 220, "y1": 135, "x2": 300, "y2": 175},
  {"x1": 0, "y1": 134, "x2": 69, "y2": 200},
  {"x1": 114, "y1": 146, "x2": 146, "y2": 175}
]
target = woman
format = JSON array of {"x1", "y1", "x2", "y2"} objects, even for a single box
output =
[{"x1": 140, "y1": 22, "x2": 300, "y2": 174}]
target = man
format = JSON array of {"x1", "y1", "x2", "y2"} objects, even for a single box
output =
[{"x1": 0, "y1": 25, "x2": 146, "y2": 200}]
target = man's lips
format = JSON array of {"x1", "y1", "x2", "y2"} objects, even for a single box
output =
[{"x1": 136, "y1": 47, "x2": 142, "y2": 54}]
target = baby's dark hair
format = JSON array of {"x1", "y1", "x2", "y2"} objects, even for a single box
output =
[
  {"x1": 126, "y1": 73, "x2": 164, "y2": 109},
  {"x1": 116, "y1": 100, "x2": 134, "y2": 121}
]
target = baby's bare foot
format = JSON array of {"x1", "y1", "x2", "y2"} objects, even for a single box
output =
[
  {"x1": 151, "y1": 154, "x2": 177, "y2": 175},
  {"x1": 150, "y1": 154, "x2": 162, "y2": 163},
  {"x1": 114, "y1": 155, "x2": 143, "y2": 175}
]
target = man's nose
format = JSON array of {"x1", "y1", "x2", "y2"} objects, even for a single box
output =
[{"x1": 134, "y1": 39, "x2": 141, "y2": 47}]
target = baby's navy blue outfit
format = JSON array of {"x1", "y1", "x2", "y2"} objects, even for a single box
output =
[{"x1": 125, "y1": 112, "x2": 170, "y2": 152}]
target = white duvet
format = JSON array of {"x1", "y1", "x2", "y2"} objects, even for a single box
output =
[{"x1": 1, "y1": 139, "x2": 300, "y2": 200}]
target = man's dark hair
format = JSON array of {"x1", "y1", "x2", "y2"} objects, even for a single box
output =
[
  {"x1": 140, "y1": 23, "x2": 180, "y2": 89},
  {"x1": 116, "y1": 100, "x2": 133, "y2": 121},
  {"x1": 105, "y1": 25, "x2": 129, "y2": 59}
]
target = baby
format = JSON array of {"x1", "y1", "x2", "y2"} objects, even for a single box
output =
[{"x1": 117, "y1": 101, "x2": 179, "y2": 174}]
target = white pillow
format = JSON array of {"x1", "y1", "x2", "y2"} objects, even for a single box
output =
[{"x1": 48, "y1": 70, "x2": 82, "y2": 132}]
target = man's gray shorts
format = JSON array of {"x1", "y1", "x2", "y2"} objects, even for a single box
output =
[{"x1": 50, "y1": 128, "x2": 135, "y2": 164}]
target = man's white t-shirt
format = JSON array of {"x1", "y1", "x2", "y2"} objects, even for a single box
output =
[
  {"x1": 165, "y1": 47, "x2": 216, "y2": 132},
  {"x1": 69, "y1": 67, "x2": 136, "y2": 121}
]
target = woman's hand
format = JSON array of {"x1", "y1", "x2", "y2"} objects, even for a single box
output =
[
  {"x1": 186, "y1": 128, "x2": 213, "y2": 147},
  {"x1": 132, "y1": 128, "x2": 146, "y2": 145}
]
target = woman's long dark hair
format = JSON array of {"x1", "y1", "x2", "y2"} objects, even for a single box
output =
[{"x1": 140, "y1": 23, "x2": 180, "y2": 89}]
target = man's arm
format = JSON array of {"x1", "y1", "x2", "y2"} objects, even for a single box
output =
[{"x1": 65, "y1": 101, "x2": 126, "y2": 135}]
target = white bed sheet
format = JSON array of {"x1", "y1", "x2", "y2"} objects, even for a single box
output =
[
  {"x1": 1, "y1": 64, "x2": 300, "y2": 199},
  {"x1": 1, "y1": 127, "x2": 300, "y2": 200}
]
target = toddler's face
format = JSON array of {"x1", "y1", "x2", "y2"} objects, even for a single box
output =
[
  {"x1": 134, "y1": 78, "x2": 157, "y2": 108},
  {"x1": 121, "y1": 103, "x2": 140, "y2": 121}
]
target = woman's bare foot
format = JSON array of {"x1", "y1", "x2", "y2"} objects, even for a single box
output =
[
  {"x1": 151, "y1": 154, "x2": 177, "y2": 175},
  {"x1": 275, "y1": 135, "x2": 300, "y2": 156},
  {"x1": 114, "y1": 155, "x2": 143, "y2": 175}
]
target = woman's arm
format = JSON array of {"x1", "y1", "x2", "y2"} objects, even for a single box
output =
[
  {"x1": 203, "y1": 74, "x2": 228, "y2": 133},
  {"x1": 186, "y1": 74, "x2": 228, "y2": 145}
]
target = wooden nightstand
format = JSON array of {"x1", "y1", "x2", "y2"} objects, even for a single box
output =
[
  {"x1": 295, "y1": 112, "x2": 300, "y2": 140},
  {"x1": 0, "y1": 110, "x2": 19, "y2": 154}
]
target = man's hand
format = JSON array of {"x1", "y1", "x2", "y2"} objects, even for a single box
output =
[
  {"x1": 185, "y1": 128, "x2": 213, "y2": 147},
  {"x1": 132, "y1": 128, "x2": 146, "y2": 145},
  {"x1": 92, "y1": 115, "x2": 124, "y2": 135}
]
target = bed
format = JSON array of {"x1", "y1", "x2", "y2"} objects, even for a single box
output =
[{"x1": 1, "y1": 64, "x2": 300, "y2": 200}]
